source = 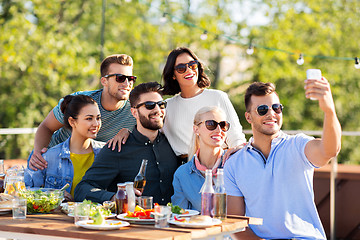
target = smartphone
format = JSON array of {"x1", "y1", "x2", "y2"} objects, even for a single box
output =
[{"x1": 306, "y1": 69, "x2": 321, "y2": 100}]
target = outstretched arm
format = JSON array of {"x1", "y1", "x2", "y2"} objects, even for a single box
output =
[
  {"x1": 304, "y1": 76, "x2": 342, "y2": 167},
  {"x1": 29, "y1": 110, "x2": 63, "y2": 170}
]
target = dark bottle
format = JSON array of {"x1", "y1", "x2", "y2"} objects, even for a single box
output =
[
  {"x1": 133, "y1": 159, "x2": 148, "y2": 194},
  {"x1": 115, "y1": 183, "x2": 128, "y2": 215}
]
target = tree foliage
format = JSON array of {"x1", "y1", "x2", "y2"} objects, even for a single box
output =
[{"x1": 0, "y1": 0, "x2": 359, "y2": 164}]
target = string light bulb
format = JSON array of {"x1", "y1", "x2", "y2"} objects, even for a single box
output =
[
  {"x1": 200, "y1": 31, "x2": 208, "y2": 40},
  {"x1": 160, "y1": 13, "x2": 167, "y2": 23},
  {"x1": 246, "y1": 44, "x2": 254, "y2": 55},
  {"x1": 355, "y1": 57, "x2": 360, "y2": 69},
  {"x1": 297, "y1": 54, "x2": 304, "y2": 65}
]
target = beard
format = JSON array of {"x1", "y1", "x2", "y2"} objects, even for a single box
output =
[{"x1": 138, "y1": 112, "x2": 164, "y2": 130}]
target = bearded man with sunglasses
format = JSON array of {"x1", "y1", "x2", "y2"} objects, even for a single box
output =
[
  {"x1": 28, "y1": 54, "x2": 137, "y2": 171},
  {"x1": 224, "y1": 81, "x2": 341, "y2": 239},
  {"x1": 75, "y1": 82, "x2": 178, "y2": 205}
]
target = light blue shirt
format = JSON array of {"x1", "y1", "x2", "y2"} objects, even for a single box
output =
[
  {"x1": 25, "y1": 138, "x2": 104, "y2": 193},
  {"x1": 224, "y1": 132, "x2": 326, "y2": 240},
  {"x1": 171, "y1": 157, "x2": 204, "y2": 211}
]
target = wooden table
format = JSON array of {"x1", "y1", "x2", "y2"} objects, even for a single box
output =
[{"x1": 0, "y1": 211, "x2": 261, "y2": 240}]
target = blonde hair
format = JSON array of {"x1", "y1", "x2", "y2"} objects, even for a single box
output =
[{"x1": 188, "y1": 106, "x2": 226, "y2": 162}]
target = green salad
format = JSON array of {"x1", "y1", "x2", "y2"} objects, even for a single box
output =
[
  {"x1": 167, "y1": 203, "x2": 186, "y2": 214},
  {"x1": 80, "y1": 200, "x2": 112, "y2": 217},
  {"x1": 19, "y1": 189, "x2": 63, "y2": 214}
]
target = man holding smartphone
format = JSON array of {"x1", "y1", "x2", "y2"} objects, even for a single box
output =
[{"x1": 224, "y1": 77, "x2": 341, "y2": 239}]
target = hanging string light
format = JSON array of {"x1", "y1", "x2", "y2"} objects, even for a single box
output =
[
  {"x1": 297, "y1": 54, "x2": 304, "y2": 65},
  {"x1": 355, "y1": 57, "x2": 360, "y2": 69},
  {"x1": 160, "y1": 13, "x2": 167, "y2": 23},
  {"x1": 246, "y1": 43, "x2": 254, "y2": 55},
  {"x1": 200, "y1": 31, "x2": 208, "y2": 40},
  {"x1": 140, "y1": 1, "x2": 357, "y2": 68}
]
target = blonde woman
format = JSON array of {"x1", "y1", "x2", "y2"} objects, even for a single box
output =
[{"x1": 171, "y1": 106, "x2": 229, "y2": 211}]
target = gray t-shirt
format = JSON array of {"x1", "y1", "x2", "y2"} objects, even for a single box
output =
[{"x1": 49, "y1": 89, "x2": 136, "y2": 148}]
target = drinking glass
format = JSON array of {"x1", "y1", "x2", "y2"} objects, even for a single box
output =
[
  {"x1": 154, "y1": 205, "x2": 171, "y2": 228},
  {"x1": 12, "y1": 198, "x2": 27, "y2": 219},
  {"x1": 74, "y1": 202, "x2": 90, "y2": 224},
  {"x1": 139, "y1": 196, "x2": 153, "y2": 209}
]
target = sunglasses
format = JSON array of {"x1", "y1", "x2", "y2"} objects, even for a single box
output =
[
  {"x1": 174, "y1": 60, "x2": 199, "y2": 74},
  {"x1": 197, "y1": 120, "x2": 230, "y2": 132},
  {"x1": 256, "y1": 104, "x2": 283, "y2": 116},
  {"x1": 135, "y1": 100, "x2": 167, "y2": 110},
  {"x1": 104, "y1": 73, "x2": 137, "y2": 83}
]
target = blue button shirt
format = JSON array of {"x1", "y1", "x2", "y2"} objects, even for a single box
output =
[{"x1": 171, "y1": 157, "x2": 204, "y2": 211}]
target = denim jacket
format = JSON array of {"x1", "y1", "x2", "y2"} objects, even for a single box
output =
[{"x1": 24, "y1": 138, "x2": 104, "y2": 193}]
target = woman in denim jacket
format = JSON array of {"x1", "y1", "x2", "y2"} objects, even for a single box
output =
[
  {"x1": 171, "y1": 106, "x2": 229, "y2": 211},
  {"x1": 25, "y1": 95, "x2": 104, "y2": 201}
]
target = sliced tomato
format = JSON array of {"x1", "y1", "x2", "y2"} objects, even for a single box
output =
[
  {"x1": 134, "y1": 211, "x2": 146, "y2": 217},
  {"x1": 174, "y1": 216, "x2": 186, "y2": 222}
]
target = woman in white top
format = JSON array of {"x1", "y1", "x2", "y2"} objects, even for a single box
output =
[{"x1": 162, "y1": 47, "x2": 246, "y2": 162}]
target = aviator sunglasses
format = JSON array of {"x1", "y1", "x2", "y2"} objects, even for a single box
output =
[
  {"x1": 197, "y1": 120, "x2": 230, "y2": 132},
  {"x1": 104, "y1": 73, "x2": 137, "y2": 83},
  {"x1": 174, "y1": 60, "x2": 199, "y2": 74},
  {"x1": 256, "y1": 104, "x2": 283, "y2": 116},
  {"x1": 135, "y1": 100, "x2": 167, "y2": 110}
]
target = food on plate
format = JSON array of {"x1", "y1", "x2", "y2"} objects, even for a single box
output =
[
  {"x1": 189, "y1": 215, "x2": 212, "y2": 224},
  {"x1": 63, "y1": 200, "x2": 112, "y2": 217},
  {"x1": 18, "y1": 188, "x2": 64, "y2": 213},
  {"x1": 174, "y1": 215, "x2": 212, "y2": 224},
  {"x1": 0, "y1": 193, "x2": 15, "y2": 208},
  {"x1": 167, "y1": 203, "x2": 189, "y2": 214},
  {"x1": 124, "y1": 205, "x2": 154, "y2": 219},
  {"x1": 92, "y1": 208, "x2": 106, "y2": 225}
]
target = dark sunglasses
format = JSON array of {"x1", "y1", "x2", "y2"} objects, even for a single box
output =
[
  {"x1": 197, "y1": 120, "x2": 230, "y2": 132},
  {"x1": 256, "y1": 104, "x2": 283, "y2": 116},
  {"x1": 174, "y1": 60, "x2": 199, "y2": 74},
  {"x1": 135, "y1": 100, "x2": 167, "y2": 110},
  {"x1": 104, "y1": 73, "x2": 137, "y2": 83}
]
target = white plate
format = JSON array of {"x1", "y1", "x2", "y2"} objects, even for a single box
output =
[
  {"x1": 68, "y1": 212, "x2": 116, "y2": 218},
  {"x1": 116, "y1": 213, "x2": 155, "y2": 224},
  {"x1": 172, "y1": 209, "x2": 199, "y2": 217},
  {"x1": 168, "y1": 218, "x2": 222, "y2": 228},
  {"x1": 75, "y1": 220, "x2": 130, "y2": 230},
  {"x1": 0, "y1": 208, "x2": 12, "y2": 215}
]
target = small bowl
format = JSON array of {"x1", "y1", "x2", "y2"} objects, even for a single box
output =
[{"x1": 19, "y1": 188, "x2": 64, "y2": 214}]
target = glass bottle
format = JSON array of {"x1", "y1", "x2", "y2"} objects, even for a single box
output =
[
  {"x1": 214, "y1": 168, "x2": 227, "y2": 220},
  {"x1": 115, "y1": 183, "x2": 128, "y2": 215},
  {"x1": 125, "y1": 182, "x2": 136, "y2": 212},
  {"x1": 201, "y1": 169, "x2": 214, "y2": 217},
  {"x1": 134, "y1": 159, "x2": 148, "y2": 194},
  {"x1": 0, "y1": 160, "x2": 5, "y2": 193}
]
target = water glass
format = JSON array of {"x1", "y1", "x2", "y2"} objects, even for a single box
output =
[
  {"x1": 154, "y1": 205, "x2": 171, "y2": 228},
  {"x1": 139, "y1": 196, "x2": 153, "y2": 209},
  {"x1": 12, "y1": 198, "x2": 27, "y2": 219},
  {"x1": 74, "y1": 202, "x2": 90, "y2": 224}
]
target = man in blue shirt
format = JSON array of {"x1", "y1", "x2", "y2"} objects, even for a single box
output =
[
  {"x1": 28, "y1": 54, "x2": 137, "y2": 171},
  {"x1": 224, "y1": 78, "x2": 341, "y2": 239},
  {"x1": 75, "y1": 82, "x2": 178, "y2": 205}
]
